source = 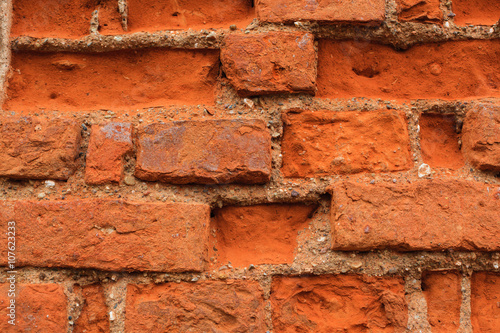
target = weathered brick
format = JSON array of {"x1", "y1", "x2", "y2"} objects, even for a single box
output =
[
  {"x1": 0, "y1": 284, "x2": 67, "y2": 331},
  {"x1": 330, "y1": 180, "x2": 500, "y2": 251},
  {"x1": 135, "y1": 119, "x2": 271, "y2": 184},
  {"x1": 0, "y1": 200, "x2": 210, "y2": 272},
  {"x1": 211, "y1": 204, "x2": 317, "y2": 267},
  {"x1": 4, "y1": 49, "x2": 219, "y2": 111},
  {"x1": 256, "y1": 0, "x2": 385, "y2": 24},
  {"x1": 397, "y1": 0, "x2": 442, "y2": 23},
  {"x1": 0, "y1": 117, "x2": 81, "y2": 180},
  {"x1": 221, "y1": 32, "x2": 316, "y2": 96},
  {"x1": 85, "y1": 122, "x2": 133, "y2": 185},
  {"x1": 419, "y1": 113, "x2": 464, "y2": 169},
  {"x1": 422, "y1": 271, "x2": 462, "y2": 332},
  {"x1": 128, "y1": 0, "x2": 255, "y2": 31},
  {"x1": 471, "y1": 272, "x2": 500, "y2": 332},
  {"x1": 11, "y1": 0, "x2": 122, "y2": 38},
  {"x1": 271, "y1": 275, "x2": 408, "y2": 332},
  {"x1": 452, "y1": 0, "x2": 500, "y2": 26},
  {"x1": 125, "y1": 281, "x2": 266, "y2": 332},
  {"x1": 462, "y1": 104, "x2": 500, "y2": 171},
  {"x1": 74, "y1": 284, "x2": 109, "y2": 333},
  {"x1": 318, "y1": 39, "x2": 500, "y2": 100},
  {"x1": 281, "y1": 110, "x2": 412, "y2": 177}
]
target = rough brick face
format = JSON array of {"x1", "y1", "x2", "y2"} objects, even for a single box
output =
[
  {"x1": 330, "y1": 180, "x2": 500, "y2": 251},
  {"x1": 0, "y1": 284, "x2": 67, "y2": 331},
  {"x1": 281, "y1": 110, "x2": 412, "y2": 177},
  {"x1": 422, "y1": 271, "x2": 462, "y2": 332},
  {"x1": 221, "y1": 32, "x2": 317, "y2": 96},
  {"x1": 271, "y1": 275, "x2": 408, "y2": 332},
  {"x1": 85, "y1": 122, "x2": 133, "y2": 185},
  {"x1": 128, "y1": 0, "x2": 255, "y2": 31},
  {"x1": 471, "y1": 272, "x2": 500, "y2": 332},
  {"x1": 125, "y1": 281, "x2": 266, "y2": 332},
  {"x1": 419, "y1": 113, "x2": 464, "y2": 169},
  {"x1": 74, "y1": 284, "x2": 110, "y2": 333},
  {"x1": 135, "y1": 119, "x2": 272, "y2": 184},
  {"x1": 397, "y1": 0, "x2": 442, "y2": 23},
  {"x1": 4, "y1": 49, "x2": 219, "y2": 111},
  {"x1": 452, "y1": 0, "x2": 500, "y2": 26},
  {"x1": 318, "y1": 39, "x2": 500, "y2": 100},
  {"x1": 0, "y1": 117, "x2": 81, "y2": 180},
  {"x1": 462, "y1": 104, "x2": 500, "y2": 171},
  {"x1": 0, "y1": 200, "x2": 210, "y2": 271},
  {"x1": 256, "y1": 0, "x2": 386, "y2": 24},
  {"x1": 211, "y1": 204, "x2": 317, "y2": 267}
]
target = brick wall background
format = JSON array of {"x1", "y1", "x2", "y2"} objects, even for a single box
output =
[{"x1": 0, "y1": 0, "x2": 499, "y2": 332}]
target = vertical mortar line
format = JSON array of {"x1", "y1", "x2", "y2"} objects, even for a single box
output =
[
  {"x1": 106, "y1": 278, "x2": 128, "y2": 333},
  {"x1": 385, "y1": 0, "x2": 399, "y2": 22},
  {"x1": 404, "y1": 274, "x2": 432, "y2": 332},
  {"x1": 259, "y1": 273, "x2": 273, "y2": 332},
  {"x1": 458, "y1": 273, "x2": 472, "y2": 333},
  {"x1": 0, "y1": 0, "x2": 12, "y2": 109},
  {"x1": 407, "y1": 106, "x2": 423, "y2": 169},
  {"x1": 118, "y1": 0, "x2": 128, "y2": 31}
]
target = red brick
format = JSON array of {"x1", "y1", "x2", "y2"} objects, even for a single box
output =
[
  {"x1": 135, "y1": 120, "x2": 271, "y2": 184},
  {"x1": 281, "y1": 110, "x2": 412, "y2": 177},
  {"x1": 471, "y1": 272, "x2": 500, "y2": 332},
  {"x1": 0, "y1": 117, "x2": 81, "y2": 180},
  {"x1": 4, "y1": 49, "x2": 219, "y2": 112},
  {"x1": 211, "y1": 204, "x2": 317, "y2": 267},
  {"x1": 74, "y1": 284, "x2": 109, "y2": 333},
  {"x1": 11, "y1": 0, "x2": 122, "y2": 38},
  {"x1": 330, "y1": 180, "x2": 500, "y2": 251},
  {"x1": 271, "y1": 275, "x2": 408, "y2": 332},
  {"x1": 0, "y1": 200, "x2": 210, "y2": 272},
  {"x1": 462, "y1": 104, "x2": 500, "y2": 171},
  {"x1": 125, "y1": 281, "x2": 266, "y2": 332},
  {"x1": 419, "y1": 113, "x2": 464, "y2": 169},
  {"x1": 397, "y1": 0, "x2": 442, "y2": 23},
  {"x1": 85, "y1": 122, "x2": 133, "y2": 185},
  {"x1": 221, "y1": 32, "x2": 316, "y2": 96},
  {"x1": 128, "y1": 0, "x2": 255, "y2": 32},
  {"x1": 256, "y1": 0, "x2": 385, "y2": 24},
  {"x1": 318, "y1": 39, "x2": 500, "y2": 100},
  {"x1": 0, "y1": 284, "x2": 67, "y2": 331},
  {"x1": 422, "y1": 271, "x2": 461, "y2": 332},
  {"x1": 453, "y1": 0, "x2": 500, "y2": 26}
]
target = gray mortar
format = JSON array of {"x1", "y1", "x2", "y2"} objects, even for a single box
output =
[{"x1": 0, "y1": 0, "x2": 11, "y2": 107}]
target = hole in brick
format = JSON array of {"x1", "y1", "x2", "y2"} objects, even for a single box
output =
[
  {"x1": 127, "y1": 0, "x2": 255, "y2": 32},
  {"x1": 419, "y1": 113, "x2": 464, "y2": 169},
  {"x1": 4, "y1": 49, "x2": 219, "y2": 112},
  {"x1": 209, "y1": 203, "x2": 318, "y2": 268},
  {"x1": 318, "y1": 39, "x2": 500, "y2": 100}
]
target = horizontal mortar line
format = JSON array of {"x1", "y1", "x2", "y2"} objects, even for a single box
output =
[{"x1": 9, "y1": 24, "x2": 500, "y2": 52}]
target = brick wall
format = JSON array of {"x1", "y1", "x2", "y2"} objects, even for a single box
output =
[{"x1": 0, "y1": 0, "x2": 499, "y2": 332}]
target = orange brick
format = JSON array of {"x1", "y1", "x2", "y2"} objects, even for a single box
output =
[
  {"x1": 211, "y1": 204, "x2": 317, "y2": 267},
  {"x1": 256, "y1": 0, "x2": 385, "y2": 24},
  {"x1": 85, "y1": 122, "x2": 133, "y2": 185},
  {"x1": 0, "y1": 117, "x2": 81, "y2": 180},
  {"x1": 74, "y1": 284, "x2": 109, "y2": 333},
  {"x1": 126, "y1": 281, "x2": 266, "y2": 332},
  {"x1": 330, "y1": 180, "x2": 500, "y2": 251},
  {"x1": 471, "y1": 272, "x2": 500, "y2": 332},
  {"x1": 0, "y1": 200, "x2": 210, "y2": 272},
  {"x1": 221, "y1": 32, "x2": 316, "y2": 96},
  {"x1": 135, "y1": 120, "x2": 272, "y2": 184},
  {"x1": 0, "y1": 284, "x2": 67, "y2": 331},
  {"x1": 397, "y1": 0, "x2": 442, "y2": 23},
  {"x1": 453, "y1": 0, "x2": 500, "y2": 26},
  {"x1": 422, "y1": 271, "x2": 462, "y2": 332},
  {"x1": 281, "y1": 110, "x2": 412, "y2": 177},
  {"x1": 271, "y1": 274, "x2": 408, "y2": 332},
  {"x1": 462, "y1": 104, "x2": 500, "y2": 171}
]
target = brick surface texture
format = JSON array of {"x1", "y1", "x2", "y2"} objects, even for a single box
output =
[{"x1": 1, "y1": 0, "x2": 499, "y2": 331}]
